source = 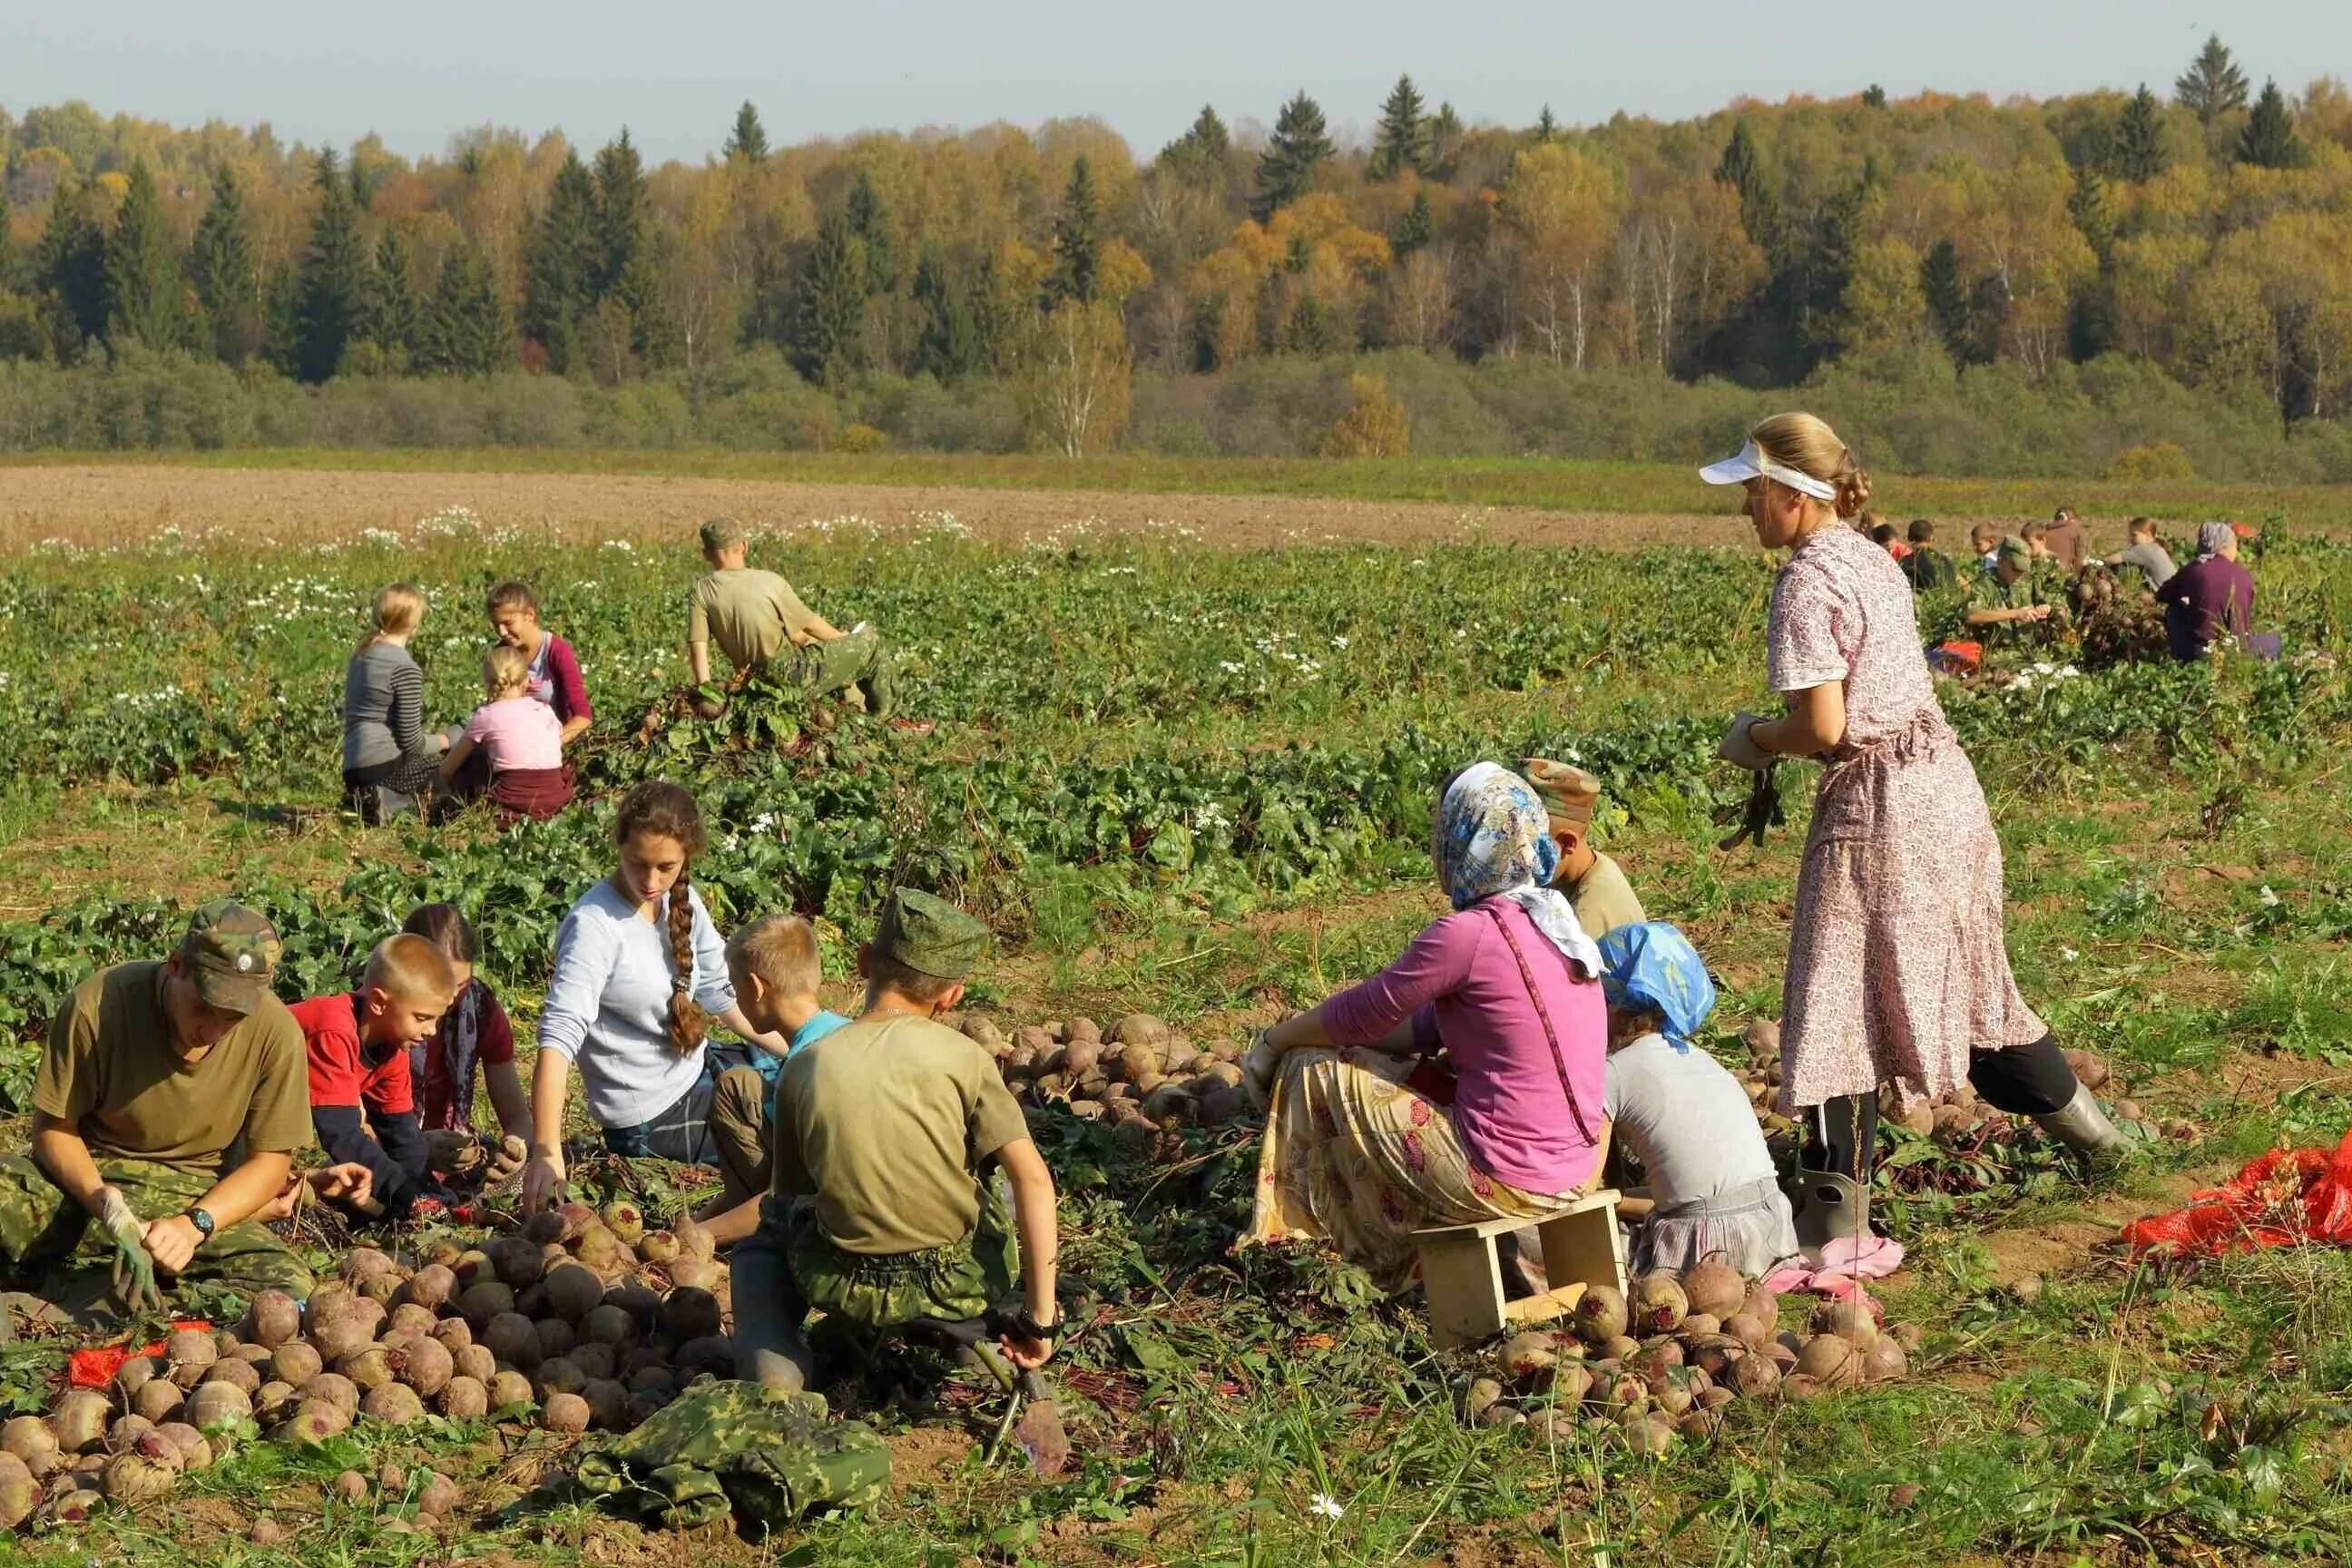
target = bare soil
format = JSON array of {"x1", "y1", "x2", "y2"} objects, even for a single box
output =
[{"x1": 0, "y1": 464, "x2": 1754, "y2": 554}]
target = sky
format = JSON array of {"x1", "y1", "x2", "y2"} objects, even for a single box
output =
[{"x1": 3, "y1": 0, "x2": 2347, "y2": 166}]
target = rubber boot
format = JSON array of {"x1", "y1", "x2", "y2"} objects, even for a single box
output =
[
  {"x1": 2034, "y1": 1082, "x2": 2132, "y2": 1171},
  {"x1": 1788, "y1": 1168, "x2": 1870, "y2": 1266}
]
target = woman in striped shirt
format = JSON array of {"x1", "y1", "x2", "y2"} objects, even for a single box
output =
[{"x1": 341, "y1": 583, "x2": 446, "y2": 807}]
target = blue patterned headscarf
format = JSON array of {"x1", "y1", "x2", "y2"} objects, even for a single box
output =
[
  {"x1": 1436, "y1": 762, "x2": 1602, "y2": 979},
  {"x1": 1596, "y1": 922, "x2": 1717, "y2": 1052}
]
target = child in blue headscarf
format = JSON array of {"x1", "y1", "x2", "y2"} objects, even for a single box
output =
[{"x1": 1599, "y1": 923, "x2": 1799, "y2": 1276}]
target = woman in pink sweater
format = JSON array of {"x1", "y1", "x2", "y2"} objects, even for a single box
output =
[{"x1": 1241, "y1": 763, "x2": 1611, "y2": 1288}]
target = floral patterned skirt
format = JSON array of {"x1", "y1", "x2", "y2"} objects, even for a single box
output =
[{"x1": 1243, "y1": 1047, "x2": 1581, "y2": 1291}]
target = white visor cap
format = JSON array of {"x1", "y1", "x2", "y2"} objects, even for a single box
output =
[{"x1": 1699, "y1": 438, "x2": 1840, "y2": 503}]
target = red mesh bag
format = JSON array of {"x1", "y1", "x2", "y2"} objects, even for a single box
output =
[
  {"x1": 2122, "y1": 1129, "x2": 2352, "y2": 1257},
  {"x1": 65, "y1": 1319, "x2": 212, "y2": 1389}
]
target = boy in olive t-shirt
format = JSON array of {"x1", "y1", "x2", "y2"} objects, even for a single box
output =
[
  {"x1": 730, "y1": 889, "x2": 1061, "y2": 1392},
  {"x1": 0, "y1": 901, "x2": 321, "y2": 1313},
  {"x1": 686, "y1": 516, "x2": 903, "y2": 719}
]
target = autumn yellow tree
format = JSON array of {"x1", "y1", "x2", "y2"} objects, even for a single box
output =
[{"x1": 1500, "y1": 142, "x2": 1620, "y2": 368}]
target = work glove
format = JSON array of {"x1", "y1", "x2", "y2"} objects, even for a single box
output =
[
  {"x1": 97, "y1": 1187, "x2": 164, "y2": 1318},
  {"x1": 426, "y1": 1130, "x2": 485, "y2": 1179},
  {"x1": 484, "y1": 1135, "x2": 527, "y2": 1184},
  {"x1": 1719, "y1": 762, "x2": 1788, "y2": 851},
  {"x1": 1716, "y1": 711, "x2": 1776, "y2": 772}
]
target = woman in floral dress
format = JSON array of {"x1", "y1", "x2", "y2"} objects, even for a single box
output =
[
  {"x1": 1240, "y1": 763, "x2": 1611, "y2": 1289},
  {"x1": 1701, "y1": 413, "x2": 2127, "y2": 1258}
]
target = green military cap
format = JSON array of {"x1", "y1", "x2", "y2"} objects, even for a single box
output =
[
  {"x1": 699, "y1": 515, "x2": 748, "y2": 553},
  {"x1": 1996, "y1": 535, "x2": 2032, "y2": 566},
  {"x1": 179, "y1": 900, "x2": 281, "y2": 1014},
  {"x1": 873, "y1": 888, "x2": 988, "y2": 981}
]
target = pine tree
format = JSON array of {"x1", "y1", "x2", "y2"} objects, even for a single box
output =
[
  {"x1": 2175, "y1": 34, "x2": 2249, "y2": 125},
  {"x1": 1534, "y1": 106, "x2": 1559, "y2": 143},
  {"x1": 911, "y1": 244, "x2": 982, "y2": 380},
  {"x1": 260, "y1": 262, "x2": 302, "y2": 376},
  {"x1": 845, "y1": 170, "x2": 896, "y2": 294},
  {"x1": 293, "y1": 149, "x2": 372, "y2": 382},
  {"x1": 1045, "y1": 157, "x2": 1102, "y2": 307},
  {"x1": 368, "y1": 230, "x2": 420, "y2": 359},
  {"x1": 35, "y1": 179, "x2": 110, "y2": 355},
  {"x1": 593, "y1": 130, "x2": 649, "y2": 308},
  {"x1": 1254, "y1": 92, "x2": 1335, "y2": 218},
  {"x1": 1390, "y1": 189, "x2": 1435, "y2": 257},
  {"x1": 524, "y1": 151, "x2": 600, "y2": 371},
  {"x1": 189, "y1": 165, "x2": 261, "y2": 364},
  {"x1": 1426, "y1": 103, "x2": 1465, "y2": 175},
  {"x1": 2111, "y1": 85, "x2": 2168, "y2": 181},
  {"x1": 1715, "y1": 120, "x2": 1779, "y2": 252},
  {"x1": 1160, "y1": 105, "x2": 1231, "y2": 185},
  {"x1": 2067, "y1": 162, "x2": 2116, "y2": 260},
  {"x1": 2237, "y1": 80, "x2": 2303, "y2": 169},
  {"x1": 103, "y1": 161, "x2": 188, "y2": 351},
  {"x1": 416, "y1": 239, "x2": 514, "y2": 375},
  {"x1": 723, "y1": 102, "x2": 769, "y2": 163},
  {"x1": 791, "y1": 206, "x2": 867, "y2": 385},
  {"x1": 1919, "y1": 238, "x2": 1978, "y2": 364},
  {"x1": 1368, "y1": 75, "x2": 1429, "y2": 181},
  {"x1": 1861, "y1": 84, "x2": 1887, "y2": 110}
]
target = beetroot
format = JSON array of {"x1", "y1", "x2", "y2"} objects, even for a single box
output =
[
  {"x1": 542, "y1": 1263, "x2": 603, "y2": 1323},
  {"x1": 244, "y1": 1290, "x2": 302, "y2": 1348},
  {"x1": 541, "y1": 1392, "x2": 591, "y2": 1433},
  {"x1": 437, "y1": 1377, "x2": 489, "y2": 1420},
  {"x1": 360, "y1": 1384, "x2": 426, "y2": 1426},
  {"x1": 659, "y1": 1287, "x2": 723, "y2": 1342}
]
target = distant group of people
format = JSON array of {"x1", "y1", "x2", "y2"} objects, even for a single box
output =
[{"x1": 1865, "y1": 504, "x2": 2266, "y2": 667}]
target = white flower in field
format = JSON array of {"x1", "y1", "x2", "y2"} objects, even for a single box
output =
[
  {"x1": 2061, "y1": 664, "x2": 2082, "y2": 679},
  {"x1": 2260, "y1": 885, "x2": 2280, "y2": 907},
  {"x1": 1219, "y1": 662, "x2": 1244, "y2": 674},
  {"x1": 1330, "y1": 635, "x2": 1349, "y2": 650},
  {"x1": 2033, "y1": 661, "x2": 2056, "y2": 676},
  {"x1": 1310, "y1": 1493, "x2": 1345, "y2": 1521},
  {"x1": 1409, "y1": 558, "x2": 1427, "y2": 568},
  {"x1": 602, "y1": 539, "x2": 634, "y2": 553},
  {"x1": 2062, "y1": 946, "x2": 2081, "y2": 962}
]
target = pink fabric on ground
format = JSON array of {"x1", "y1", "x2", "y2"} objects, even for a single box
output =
[{"x1": 1762, "y1": 1234, "x2": 1906, "y2": 1297}]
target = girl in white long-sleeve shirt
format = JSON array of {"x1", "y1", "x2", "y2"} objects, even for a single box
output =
[{"x1": 520, "y1": 780, "x2": 788, "y2": 1210}]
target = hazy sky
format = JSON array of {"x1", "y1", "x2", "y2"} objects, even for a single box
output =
[{"x1": 4, "y1": 1, "x2": 2346, "y2": 165}]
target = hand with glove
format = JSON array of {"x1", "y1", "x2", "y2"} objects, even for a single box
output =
[
  {"x1": 426, "y1": 1129, "x2": 486, "y2": 1180},
  {"x1": 1717, "y1": 711, "x2": 1777, "y2": 772},
  {"x1": 485, "y1": 1134, "x2": 527, "y2": 1184},
  {"x1": 97, "y1": 1187, "x2": 164, "y2": 1317}
]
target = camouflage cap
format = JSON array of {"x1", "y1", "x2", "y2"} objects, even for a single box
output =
[
  {"x1": 1521, "y1": 757, "x2": 1601, "y2": 828},
  {"x1": 699, "y1": 515, "x2": 748, "y2": 553},
  {"x1": 178, "y1": 900, "x2": 281, "y2": 1014},
  {"x1": 873, "y1": 888, "x2": 988, "y2": 981},
  {"x1": 1996, "y1": 535, "x2": 2032, "y2": 566}
]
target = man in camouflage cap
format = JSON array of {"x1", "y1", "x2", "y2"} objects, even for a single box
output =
[
  {"x1": 0, "y1": 900, "x2": 324, "y2": 1316},
  {"x1": 1958, "y1": 535, "x2": 2067, "y2": 658},
  {"x1": 685, "y1": 515, "x2": 910, "y2": 722},
  {"x1": 730, "y1": 888, "x2": 1062, "y2": 1393},
  {"x1": 1521, "y1": 758, "x2": 1648, "y2": 939}
]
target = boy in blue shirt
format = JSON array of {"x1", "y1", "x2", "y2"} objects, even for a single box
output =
[{"x1": 701, "y1": 915, "x2": 849, "y2": 1240}]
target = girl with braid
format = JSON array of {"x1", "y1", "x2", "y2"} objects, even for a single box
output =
[{"x1": 521, "y1": 781, "x2": 791, "y2": 1210}]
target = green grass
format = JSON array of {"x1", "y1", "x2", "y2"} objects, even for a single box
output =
[{"x1": 9, "y1": 446, "x2": 2352, "y2": 524}]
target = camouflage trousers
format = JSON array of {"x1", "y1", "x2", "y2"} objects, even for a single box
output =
[
  {"x1": 732, "y1": 1183, "x2": 1017, "y2": 1388},
  {"x1": 0, "y1": 1154, "x2": 315, "y2": 1316},
  {"x1": 791, "y1": 626, "x2": 896, "y2": 718},
  {"x1": 572, "y1": 1379, "x2": 887, "y2": 1533}
]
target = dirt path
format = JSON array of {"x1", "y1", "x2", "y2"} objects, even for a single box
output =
[{"x1": 0, "y1": 464, "x2": 1755, "y2": 554}]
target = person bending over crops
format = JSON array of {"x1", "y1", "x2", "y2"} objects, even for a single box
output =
[
  {"x1": 291, "y1": 935, "x2": 463, "y2": 1224},
  {"x1": 698, "y1": 915, "x2": 852, "y2": 1243},
  {"x1": 2043, "y1": 506, "x2": 2091, "y2": 572},
  {"x1": 685, "y1": 516, "x2": 908, "y2": 722},
  {"x1": 0, "y1": 903, "x2": 318, "y2": 1313},
  {"x1": 1958, "y1": 536, "x2": 2068, "y2": 655},
  {"x1": 399, "y1": 905, "x2": 531, "y2": 1177},
  {"x1": 485, "y1": 580, "x2": 593, "y2": 750},
  {"x1": 2104, "y1": 516, "x2": 2178, "y2": 593},
  {"x1": 1520, "y1": 758, "x2": 1645, "y2": 938},
  {"x1": 341, "y1": 583, "x2": 446, "y2": 816},
  {"x1": 437, "y1": 643, "x2": 575, "y2": 821},
  {"x1": 2155, "y1": 522, "x2": 2257, "y2": 662},
  {"x1": 1239, "y1": 763, "x2": 1612, "y2": 1290},
  {"x1": 1703, "y1": 414, "x2": 2127, "y2": 1261},
  {"x1": 1596, "y1": 923, "x2": 1798, "y2": 1276},
  {"x1": 520, "y1": 781, "x2": 793, "y2": 1212},
  {"x1": 732, "y1": 889, "x2": 1060, "y2": 1391}
]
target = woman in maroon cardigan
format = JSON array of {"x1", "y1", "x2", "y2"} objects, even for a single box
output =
[{"x1": 486, "y1": 580, "x2": 593, "y2": 749}]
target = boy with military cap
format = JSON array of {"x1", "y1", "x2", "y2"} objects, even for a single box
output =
[
  {"x1": 686, "y1": 516, "x2": 901, "y2": 720},
  {"x1": 0, "y1": 901, "x2": 323, "y2": 1313},
  {"x1": 732, "y1": 888, "x2": 1060, "y2": 1391},
  {"x1": 1520, "y1": 758, "x2": 1647, "y2": 938}
]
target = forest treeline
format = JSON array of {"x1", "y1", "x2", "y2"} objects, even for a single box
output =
[{"x1": 3, "y1": 33, "x2": 2352, "y2": 476}]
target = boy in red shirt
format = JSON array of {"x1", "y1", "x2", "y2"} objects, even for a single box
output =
[{"x1": 289, "y1": 934, "x2": 458, "y2": 1223}]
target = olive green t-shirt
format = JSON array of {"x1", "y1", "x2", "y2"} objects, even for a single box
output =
[
  {"x1": 689, "y1": 568, "x2": 821, "y2": 671},
  {"x1": 771, "y1": 1014, "x2": 1030, "y2": 1256},
  {"x1": 1566, "y1": 851, "x2": 1646, "y2": 939},
  {"x1": 34, "y1": 962, "x2": 314, "y2": 1176}
]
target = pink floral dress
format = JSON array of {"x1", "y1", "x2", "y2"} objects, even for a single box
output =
[{"x1": 1767, "y1": 524, "x2": 2045, "y2": 1110}]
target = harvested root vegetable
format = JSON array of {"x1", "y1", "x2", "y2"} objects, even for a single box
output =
[
  {"x1": 361, "y1": 1384, "x2": 426, "y2": 1426},
  {"x1": 635, "y1": 1230, "x2": 681, "y2": 1267},
  {"x1": 583, "y1": 1379, "x2": 630, "y2": 1430},
  {"x1": 1793, "y1": 1335, "x2": 1858, "y2": 1387},
  {"x1": 431, "y1": 1318, "x2": 473, "y2": 1356},
  {"x1": 103, "y1": 1431, "x2": 183, "y2": 1502},
  {"x1": 417, "y1": 1471, "x2": 461, "y2": 1518},
  {"x1": 3, "y1": 1416, "x2": 61, "y2": 1478},
  {"x1": 185, "y1": 1382, "x2": 253, "y2": 1432},
  {"x1": 1630, "y1": 1274, "x2": 1689, "y2": 1335},
  {"x1": 601, "y1": 1201, "x2": 645, "y2": 1246},
  {"x1": 270, "y1": 1341, "x2": 323, "y2": 1387},
  {"x1": 485, "y1": 1237, "x2": 545, "y2": 1290},
  {"x1": 43, "y1": 1479, "x2": 102, "y2": 1524},
  {"x1": 342, "y1": 1247, "x2": 397, "y2": 1281},
  {"x1": 542, "y1": 1263, "x2": 604, "y2": 1323},
  {"x1": 1571, "y1": 1285, "x2": 1629, "y2": 1348},
  {"x1": 1862, "y1": 1338, "x2": 1908, "y2": 1383},
  {"x1": 490, "y1": 1371, "x2": 536, "y2": 1409},
  {"x1": 133, "y1": 1379, "x2": 185, "y2": 1424},
  {"x1": 457, "y1": 1281, "x2": 517, "y2": 1329},
  {"x1": 673, "y1": 1337, "x2": 736, "y2": 1381},
  {"x1": 303, "y1": 1373, "x2": 360, "y2": 1419},
  {"x1": 453, "y1": 1345, "x2": 495, "y2": 1385},
  {"x1": 1730, "y1": 1355, "x2": 1781, "y2": 1399},
  {"x1": 1808, "y1": 1298, "x2": 1878, "y2": 1349},
  {"x1": 154, "y1": 1423, "x2": 212, "y2": 1471},
  {"x1": 277, "y1": 1399, "x2": 349, "y2": 1445},
  {"x1": 1462, "y1": 1377, "x2": 1505, "y2": 1422},
  {"x1": 1680, "y1": 1256, "x2": 1747, "y2": 1320},
  {"x1": 166, "y1": 1328, "x2": 220, "y2": 1389},
  {"x1": 202, "y1": 1357, "x2": 261, "y2": 1395},
  {"x1": 253, "y1": 1382, "x2": 297, "y2": 1422},
  {"x1": 1499, "y1": 1332, "x2": 1557, "y2": 1384},
  {"x1": 437, "y1": 1377, "x2": 489, "y2": 1420},
  {"x1": 308, "y1": 1317, "x2": 371, "y2": 1363},
  {"x1": 0, "y1": 1452, "x2": 35, "y2": 1527},
  {"x1": 660, "y1": 1287, "x2": 723, "y2": 1342},
  {"x1": 554, "y1": 1202, "x2": 598, "y2": 1243},
  {"x1": 395, "y1": 1336, "x2": 455, "y2": 1396},
  {"x1": 401, "y1": 1264, "x2": 457, "y2": 1312},
  {"x1": 334, "y1": 1469, "x2": 369, "y2": 1503},
  {"x1": 484, "y1": 1313, "x2": 540, "y2": 1370},
  {"x1": 521, "y1": 1210, "x2": 565, "y2": 1247},
  {"x1": 667, "y1": 1258, "x2": 720, "y2": 1292},
  {"x1": 50, "y1": 1390, "x2": 111, "y2": 1455},
  {"x1": 338, "y1": 1346, "x2": 393, "y2": 1391},
  {"x1": 541, "y1": 1393, "x2": 591, "y2": 1434},
  {"x1": 387, "y1": 1303, "x2": 438, "y2": 1339},
  {"x1": 534, "y1": 1318, "x2": 578, "y2": 1362},
  {"x1": 572, "y1": 1225, "x2": 625, "y2": 1273},
  {"x1": 535, "y1": 1357, "x2": 586, "y2": 1398},
  {"x1": 116, "y1": 1356, "x2": 161, "y2": 1397}
]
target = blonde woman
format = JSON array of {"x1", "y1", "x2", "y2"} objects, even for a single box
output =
[
  {"x1": 1701, "y1": 414, "x2": 2124, "y2": 1258},
  {"x1": 439, "y1": 643, "x2": 575, "y2": 821},
  {"x1": 342, "y1": 583, "x2": 445, "y2": 811}
]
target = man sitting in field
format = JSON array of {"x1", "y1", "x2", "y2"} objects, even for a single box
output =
[
  {"x1": 1959, "y1": 536, "x2": 2067, "y2": 654},
  {"x1": 686, "y1": 516, "x2": 909, "y2": 724},
  {"x1": 0, "y1": 903, "x2": 328, "y2": 1313},
  {"x1": 731, "y1": 889, "x2": 1059, "y2": 1392},
  {"x1": 1522, "y1": 758, "x2": 1646, "y2": 938}
]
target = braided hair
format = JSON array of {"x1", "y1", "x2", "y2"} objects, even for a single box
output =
[{"x1": 613, "y1": 780, "x2": 711, "y2": 1056}]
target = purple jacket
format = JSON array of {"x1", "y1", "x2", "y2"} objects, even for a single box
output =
[{"x1": 2156, "y1": 554, "x2": 2253, "y2": 661}]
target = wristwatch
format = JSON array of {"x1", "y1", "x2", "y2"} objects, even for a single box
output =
[
  {"x1": 1006, "y1": 1307, "x2": 1060, "y2": 1341},
  {"x1": 183, "y1": 1207, "x2": 216, "y2": 1242}
]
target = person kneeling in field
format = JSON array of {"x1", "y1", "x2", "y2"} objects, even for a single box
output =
[
  {"x1": 1597, "y1": 923, "x2": 1798, "y2": 1277},
  {"x1": 438, "y1": 644, "x2": 575, "y2": 822},
  {"x1": 0, "y1": 902, "x2": 320, "y2": 1313},
  {"x1": 731, "y1": 889, "x2": 1059, "y2": 1391},
  {"x1": 291, "y1": 935, "x2": 462, "y2": 1224},
  {"x1": 698, "y1": 915, "x2": 852, "y2": 1243},
  {"x1": 1521, "y1": 758, "x2": 1645, "y2": 938},
  {"x1": 686, "y1": 516, "x2": 918, "y2": 726},
  {"x1": 1958, "y1": 535, "x2": 2067, "y2": 657}
]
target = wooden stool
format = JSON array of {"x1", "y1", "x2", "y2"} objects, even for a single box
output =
[{"x1": 1414, "y1": 1190, "x2": 1627, "y2": 1348}]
